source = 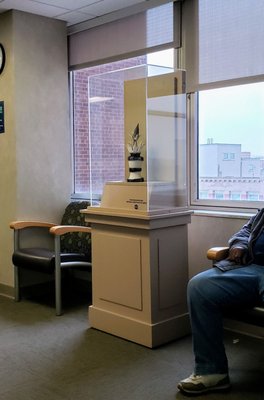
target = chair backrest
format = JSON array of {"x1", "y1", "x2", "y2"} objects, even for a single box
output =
[{"x1": 60, "y1": 201, "x2": 91, "y2": 260}]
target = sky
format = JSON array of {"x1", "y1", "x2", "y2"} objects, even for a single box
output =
[{"x1": 199, "y1": 82, "x2": 264, "y2": 157}]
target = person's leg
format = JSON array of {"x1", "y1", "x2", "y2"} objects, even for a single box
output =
[
  {"x1": 178, "y1": 265, "x2": 263, "y2": 394},
  {"x1": 189, "y1": 266, "x2": 260, "y2": 374}
]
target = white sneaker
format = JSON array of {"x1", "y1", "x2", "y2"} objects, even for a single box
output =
[{"x1": 177, "y1": 373, "x2": 231, "y2": 394}]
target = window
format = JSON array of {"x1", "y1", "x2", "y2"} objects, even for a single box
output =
[
  {"x1": 214, "y1": 191, "x2": 224, "y2": 200},
  {"x1": 184, "y1": 0, "x2": 264, "y2": 208},
  {"x1": 199, "y1": 190, "x2": 208, "y2": 199},
  {"x1": 197, "y1": 82, "x2": 264, "y2": 204},
  {"x1": 231, "y1": 193, "x2": 241, "y2": 201},
  {"x1": 248, "y1": 192, "x2": 259, "y2": 201}
]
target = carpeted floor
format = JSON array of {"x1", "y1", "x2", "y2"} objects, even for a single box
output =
[{"x1": 0, "y1": 293, "x2": 263, "y2": 400}]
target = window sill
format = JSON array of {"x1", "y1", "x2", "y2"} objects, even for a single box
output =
[{"x1": 191, "y1": 209, "x2": 254, "y2": 220}]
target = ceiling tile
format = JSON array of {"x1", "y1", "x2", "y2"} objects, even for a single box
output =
[
  {"x1": 0, "y1": 0, "x2": 150, "y2": 26},
  {"x1": 80, "y1": 0, "x2": 145, "y2": 16},
  {"x1": 0, "y1": 0, "x2": 69, "y2": 17},
  {"x1": 56, "y1": 10, "x2": 96, "y2": 25},
  {"x1": 33, "y1": 0, "x2": 103, "y2": 11}
]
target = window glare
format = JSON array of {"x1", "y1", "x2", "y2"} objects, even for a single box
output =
[
  {"x1": 198, "y1": 82, "x2": 264, "y2": 202},
  {"x1": 147, "y1": 49, "x2": 174, "y2": 68}
]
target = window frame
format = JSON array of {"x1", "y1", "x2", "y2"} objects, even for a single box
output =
[{"x1": 182, "y1": 0, "x2": 264, "y2": 213}]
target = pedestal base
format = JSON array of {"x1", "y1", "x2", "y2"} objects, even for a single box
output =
[
  {"x1": 89, "y1": 305, "x2": 190, "y2": 348},
  {"x1": 83, "y1": 207, "x2": 192, "y2": 348}
]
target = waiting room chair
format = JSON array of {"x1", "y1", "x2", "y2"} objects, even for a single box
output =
[
  {"x1": 10, "y1": 201, "x2": 91, "y2": 316},
  {"x1": 207, "y1": 246, "x2": 264, "y2": 335}
]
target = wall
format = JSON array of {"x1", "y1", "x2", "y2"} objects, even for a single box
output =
[
  {"x1": 0, "y1": 11, "x2": 71, "y2": 295},
  {"x1": 0, "y1": 12, "x2": 16, "y2": 295}
]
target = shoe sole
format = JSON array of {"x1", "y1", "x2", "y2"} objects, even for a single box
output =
[{"x1": 177, "y1": 382, "x2": 231, "y2": 395}]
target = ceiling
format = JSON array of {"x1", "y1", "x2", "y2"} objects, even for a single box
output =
[{"x1": 0, "y1": 0, "x2": 149, "y2": 27}]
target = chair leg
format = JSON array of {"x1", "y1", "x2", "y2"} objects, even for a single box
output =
[
  {"x1": 14, "y1": 266, "x2": 21, "y2": 302},
  {"x1": 55, "y1": 271, "x2": 62, "y2": 316},
  {"x1": 13, "y1": 231, "x2": 21, "y2": 302},
  {"x1": 55, "y1": 236, "x2": 62, "y2": 316}
]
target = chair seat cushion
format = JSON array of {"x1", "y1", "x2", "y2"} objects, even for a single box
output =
[{"x1": 12, "y1": 248, "x2": 90, "y2": 273}]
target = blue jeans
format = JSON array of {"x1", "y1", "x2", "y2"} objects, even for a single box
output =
[{"x1": 188, "y1": 265, "x2": 264, "y2": 375}]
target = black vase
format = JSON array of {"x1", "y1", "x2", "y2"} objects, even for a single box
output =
[{"x1": 127, "y1": 152, "x2": 144, "y2": 182}]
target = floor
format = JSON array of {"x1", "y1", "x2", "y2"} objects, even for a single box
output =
[{"x1": 0, "y1": 292, "x2": 263, "y2": 400}]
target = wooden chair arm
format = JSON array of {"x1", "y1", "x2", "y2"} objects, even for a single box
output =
[
  {"x1": 10, "y1": 221, "x2": 56, "y2": 230},
  {"x1": 207, "y1": 246, "x2": 229, "y2": 261},
  {"x1": 49, "y1": 225, "x2": 92, "y2": 236}
]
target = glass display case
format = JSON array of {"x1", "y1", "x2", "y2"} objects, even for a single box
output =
[
  {"x1": 85, "y1": 66, "x2": 191, "y2": 347},
  {"x1": 88, "y1": 65, "x2": 187, "y2": 215}
]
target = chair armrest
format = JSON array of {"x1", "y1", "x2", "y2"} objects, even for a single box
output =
[
  {"x1": 10, "y1": 221, "x2": 56, "y2": 230},
  {"x1": 49, "y1": 225, "x2": 92, "y2": 236},
  {"x1": 207, "y1": 246, "x2": 229, "y2": 261}
]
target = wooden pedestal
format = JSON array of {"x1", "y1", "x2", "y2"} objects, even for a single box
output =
[{"x1": 83, "y1": 208, "x2": 192, "y2": 348}]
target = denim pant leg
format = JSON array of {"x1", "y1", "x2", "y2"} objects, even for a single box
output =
[{"x1": 188, "y1": 266, "x2": 263, "y2": 375}]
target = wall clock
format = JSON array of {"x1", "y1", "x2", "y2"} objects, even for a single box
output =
[{"x1": 0, "y1": 44, "x2": 6, "y2": 74}]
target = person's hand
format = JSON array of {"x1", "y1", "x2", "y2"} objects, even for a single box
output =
[{"x1": 228, "y1": 246, "x2": 245, "y2": 263}]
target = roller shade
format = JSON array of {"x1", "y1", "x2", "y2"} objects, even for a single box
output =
[
  {"x1": 68, "y1": 1, "x2": 181, "y2": 70},
  {"x1": 184, "y1": 0, "x2": 264, "y2": 92}
]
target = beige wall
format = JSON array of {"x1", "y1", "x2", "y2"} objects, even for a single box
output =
[
  {"x1": 0, "y1": 12, "x2": 16, "y2": 292},
  {"x1": 0, "y1": 10, "x2": 71, "y2": 293}
]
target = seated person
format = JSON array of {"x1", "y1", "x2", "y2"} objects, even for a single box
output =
[{"x1": 177, "y1": 208, "x2": 264, "y2": 395}]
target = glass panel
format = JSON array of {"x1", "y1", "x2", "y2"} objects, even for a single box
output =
[
  {"x1": 88, "y1": 65, "x2": 187, "y2": 213},
  {"x1": 88, "y1": 67, "x2": 145, "y2": 204},
  {"x1": 73, "y1": 56, "x2": 147, "y2": 196},
  {"x1": 72, "y1": 52, "x2": 175, "y2": 198},
  {"x1": 147, "y1": 91, "x2": 187, "y2": 210}
]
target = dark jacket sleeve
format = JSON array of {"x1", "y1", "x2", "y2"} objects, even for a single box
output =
[
  {"x1": 214, "y1": 215, "x2": 254, "y2": 270},
  {"x1": 214, "y1": 210, "x2": 263, "y2": 270},
  {"x1": 228, "y1": 214, "x2": 255, "y2": 250}
]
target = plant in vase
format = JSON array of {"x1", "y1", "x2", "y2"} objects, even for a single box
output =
[{"x1": 127, "y1": 123, "x2": 145, "y2": 182}]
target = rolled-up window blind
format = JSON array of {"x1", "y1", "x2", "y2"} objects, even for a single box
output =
[{"x1": 68, "y1": 1, "x2": 181, "y2": 70}]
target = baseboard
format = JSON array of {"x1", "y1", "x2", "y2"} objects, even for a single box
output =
[{"x1": 0, "y1": 283, "x2": 15, "y2": 299}]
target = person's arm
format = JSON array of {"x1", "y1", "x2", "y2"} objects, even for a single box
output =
[
  {"x1": 228, "y1": 215, "x2": 255, "y2": 248},
  {"x1": 227, "y1": 213, "x2": 257, "y2": 264}
]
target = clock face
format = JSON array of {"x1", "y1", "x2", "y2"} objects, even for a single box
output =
[{"x1": 0, "y1": 44, "x2": 6, "y2": 74}]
